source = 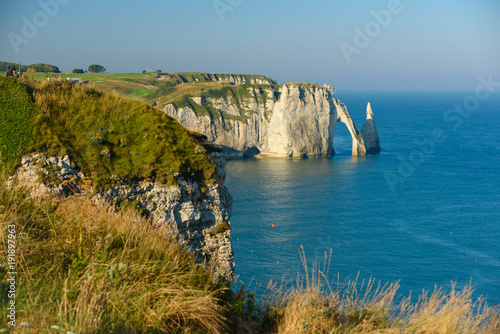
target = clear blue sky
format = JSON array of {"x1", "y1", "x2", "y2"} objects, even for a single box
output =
[{"x1": 1, "y1": 0, "x2": 499, "y2": 90}]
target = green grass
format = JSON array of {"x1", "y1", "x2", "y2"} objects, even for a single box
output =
[
  {"x1": 158, "y1": 72, "x2": 276, "y2": 85},
  {"x1": 210, "y1": 222, "x2": 231, "y2": 236},
  {"x1": 0, "y1": 77, "x2": 220, "y2": 190},
  {"x1": 0, "y1": 78, "x2": 36, "y2": 167},
  {"x1": 128, "y1": 87, "x2": 159, "y2": 99}
]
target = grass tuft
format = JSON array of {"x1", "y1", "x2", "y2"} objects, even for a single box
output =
[{"x1": 262, "y1": 248, "x2": 500, "y2": 333}]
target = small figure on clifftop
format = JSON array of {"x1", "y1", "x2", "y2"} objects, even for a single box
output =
[{"x1": 6, "y1": 66, "x2": 13, "y2": 77}]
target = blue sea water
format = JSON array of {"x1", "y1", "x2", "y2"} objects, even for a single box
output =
[{"x1": 225, "y1": 90, "x2": 500, "y2": 306}]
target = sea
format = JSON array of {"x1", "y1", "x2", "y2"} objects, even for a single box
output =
[{"x1": 224, "y1": 90, "x2": 500, "y2": 306}]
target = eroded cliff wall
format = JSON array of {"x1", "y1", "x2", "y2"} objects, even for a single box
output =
[
  {"x1": 11, "y1": 152, "x2": 235, "y2": 281},
  {"x1": 163, "y1": 83, "x2": 378, "y2": 158}
]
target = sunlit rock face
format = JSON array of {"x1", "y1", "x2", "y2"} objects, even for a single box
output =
[{"x1": 164, "y1": 83, "x2": 379, "y2": 158}]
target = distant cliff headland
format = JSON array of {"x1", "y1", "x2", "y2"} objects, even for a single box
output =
[
  {"x1": 156, "y1": 73, "x2": 381, "y2": 159},
  {"x1": 97, "y1": 72, "x2": 381, "y2": 159}
]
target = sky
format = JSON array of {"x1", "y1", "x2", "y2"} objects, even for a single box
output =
[{"x1": 0, "y1": 0, "x2": 499, "y2": 90}]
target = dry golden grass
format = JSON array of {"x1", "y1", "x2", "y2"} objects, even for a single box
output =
[
  {"x1": 266, "y1": 248, "x2": 500, "y2": 334},
  {"x1": 0, "y1": 181, "x2": 227, "y2": 333},
  {"x1": 399, "y1": 283, "x2": 500, "y2": 333}
]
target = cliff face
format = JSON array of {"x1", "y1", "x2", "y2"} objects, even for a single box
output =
[
  {"x1": 162, "y1": 73, "x2": 276, "y2": 86},
  {"x1": 163, "y1": 83, "x2": 378, "y2": 158},
  {"x1": 11, "y1": 152, "x2": 235, "y2": 281},
  {"x1": 201, "y1": 74, "x2": 275, "y2": 85}
]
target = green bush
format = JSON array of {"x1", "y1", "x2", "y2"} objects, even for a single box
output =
[
  {"x1": 27, "y1": 63, "x2": 60, "y2": 73},
  {"x1": 210, "y1": 222, "x2": 231, "y2": 236},
  {"x1": 88, "y1": 64, "x2": 106, "y2": 73}
]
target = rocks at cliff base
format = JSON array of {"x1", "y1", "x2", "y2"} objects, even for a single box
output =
[
  {"x1": 360, "y1": 102, "x2": 381, "y2": 153},
  {"x1": 11, "y1": 152, "x2": 235, "y2": 281}
]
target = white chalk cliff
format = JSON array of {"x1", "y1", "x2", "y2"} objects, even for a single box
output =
[{"x1": 163, "y1": 82, "x2": 380, "y2": 158}]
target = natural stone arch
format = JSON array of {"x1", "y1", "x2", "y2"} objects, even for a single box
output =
[
  {"x1": 333, "y1": 100, "x2": 366, "y2": 156},
  {"x1": 331, "y1": 121, "x2": 354, "y2": 155}
]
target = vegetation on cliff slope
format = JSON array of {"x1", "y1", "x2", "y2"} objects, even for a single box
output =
[
  {"x1": 0, "y1": 71, "x2": 277, "y2": 108},
  {"x1": 0, "y1": 77, "x2": 220, "y2": 190},
  {"x1": 0, "y1": 180, "x2": 232, "y2": 333}
]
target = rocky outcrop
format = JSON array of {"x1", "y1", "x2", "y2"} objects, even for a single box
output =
[
  {"x1": 10, "y1": 152, "x2": 235, "y2": 281},
  {"x1": 360, "y1": 102, "x2": 381, "y2": 153},
  {"x1": 212, "y1": 74, "x2": 275, "y2": 85},
  {"x1": 165, "y1": 73, "x2": 276, "y2": 86},
  {"x1": 163, "y1": 83, "x2": 379, "y2": 158}
]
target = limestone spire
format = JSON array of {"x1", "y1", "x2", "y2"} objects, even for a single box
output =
[
  {"x1": 366, "y1": 102, "x2": 374, "y2": 120},
  {"x1": 360, "y1": 102, "x2": 381, "y2": 153}
]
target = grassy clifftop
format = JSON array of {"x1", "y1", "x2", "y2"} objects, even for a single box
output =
[{"x1": 0, "y1": 77, "x2": 220, "y2": 190}]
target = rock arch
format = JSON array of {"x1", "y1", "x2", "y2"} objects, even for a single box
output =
[{"x1": 333, "y1": 100, "x2": 366, "y2": 156}]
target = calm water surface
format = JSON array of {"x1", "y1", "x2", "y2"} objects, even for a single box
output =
[{"x1": 225, "y1": 90, "x2": 500, "y2": 305}]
